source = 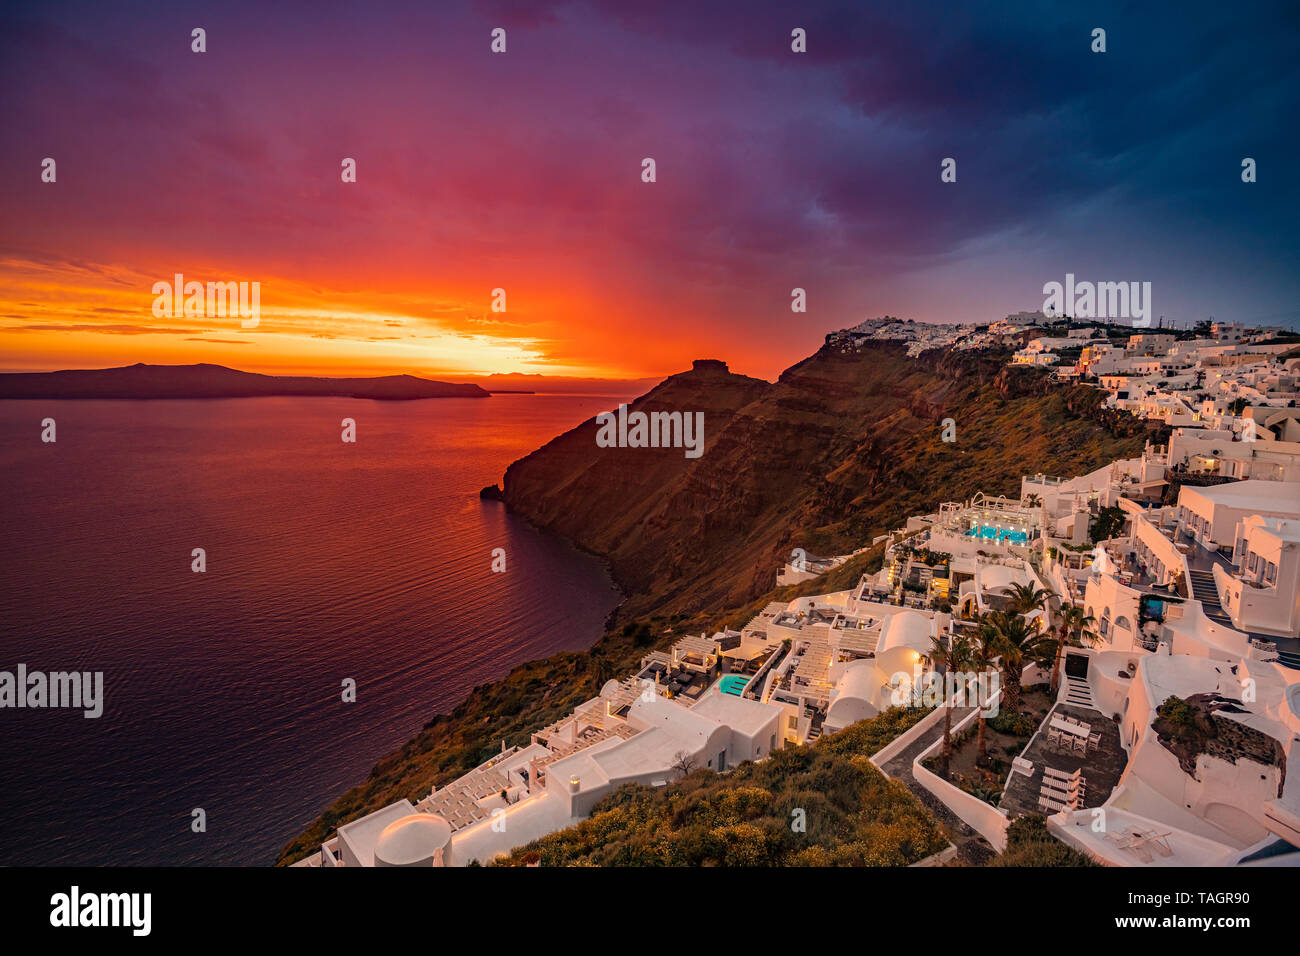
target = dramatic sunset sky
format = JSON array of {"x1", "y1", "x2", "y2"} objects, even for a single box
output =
[{"x1": 1, "y1": 1, "x2": 1297, "y2": 380}]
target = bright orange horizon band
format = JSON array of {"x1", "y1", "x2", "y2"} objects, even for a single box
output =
[{"x1": 0, "y1": 255, "x2": 694, "y2": 380}]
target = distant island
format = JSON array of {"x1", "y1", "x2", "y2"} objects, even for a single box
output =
[
  {"x1": 474, "y1": 371, "x2": 660, "y2": 396},
  {"x1": 0, "y1": 363, "x2": 490, "y2": 401}
]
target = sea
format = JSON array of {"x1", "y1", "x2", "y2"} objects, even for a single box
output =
[{"x1": 0, "y1": 394, "x2": 623, "y2": 865}]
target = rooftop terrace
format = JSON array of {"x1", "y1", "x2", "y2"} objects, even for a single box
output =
[{"x1": 999, "y1": 702, "x2": 1128, "y2": 818}]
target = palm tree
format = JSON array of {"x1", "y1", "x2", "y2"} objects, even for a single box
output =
[
  {"x1": 1006, "y1": 580, "x2": 1055, "y2": 638},
  {"x1": 1022, "y1": 493, "x2": 1042, "y2": 508},
  {"x1": 969, "y1": 622, "x2": 1002, "y2": 767},
  {"x1": 978, "y1": 610, "x2": 1054, "y2": 715},
  {"x1": 928, "y1": 632, "x2": 972, "y2": 778},
  {"x1": 1051, "y1": 604, "x2": 1100, "y2": 692},
  {"x1": 1007, "y1": 581, "x2": 1053, "y2": 617}
]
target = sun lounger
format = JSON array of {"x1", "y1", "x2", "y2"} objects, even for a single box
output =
[
  {"x1": 1039, "y1": 774, "x2": 1084, "y2": 802},
  {"x1": 1137, "y1": 830, "x2": 1173, "y2": 857},
  {"x1": 1043, "y1": 767, "x2": 1082, "y2": 783},
  {"x1": 1038, "y1": 790, "x2": 1082, "y2": 811},
  {"x1": 1107, "y1": 833, "x2": 1153, "y2": 863},
  {"x1": 1038, "y1": 794, "x2": 1069, "y2": 813},
  {"x1": 1041, "y1": 777, "x2": 1085, "y2": 798}
]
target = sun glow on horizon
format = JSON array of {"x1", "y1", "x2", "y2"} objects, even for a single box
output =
[{"x1": 0, "y1": 257, "x2": 639, "y2": 379}]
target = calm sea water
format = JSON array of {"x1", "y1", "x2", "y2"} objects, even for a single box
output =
[{"x1": 0, "y1": 394, "x2": 622, "y2": 865}]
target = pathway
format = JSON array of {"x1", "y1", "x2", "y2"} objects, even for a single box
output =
[{"x1": 879, "y1": 705, "x2": 997, "y2": 865}]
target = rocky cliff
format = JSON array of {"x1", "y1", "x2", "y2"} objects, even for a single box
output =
[
  {"x1": 279, "y1": 338, "x2": 1162, "y2": 864},
  {"x1": 492, "y1": 341, "x2": 1159, "y2": 618}
]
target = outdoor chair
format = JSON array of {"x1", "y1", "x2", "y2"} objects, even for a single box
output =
[
  {"x1": 1106, "y1": 833, "x2": 1152, "y2": 863},
  {"x1": 1139, "y1": 830, "x2": 1173, "y2": 857},
  {"x1": 1123, "y1": 836, "x2": 1154, "y2": 863}
]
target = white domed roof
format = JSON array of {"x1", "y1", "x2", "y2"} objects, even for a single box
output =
[
  {"x1": 825, "y1": 660, "x2": 880, "y2": 730},
  {"x1": 877, "y1": 611, "x2": 932, "y2": 655},
  {"x1": 831, "y1": 659, "x2": 876, "y2": 705},
  {"x1": 600, "y1": 679, "x2": 623, "y2": 698},
  {"x1": 374, "y1": 814, "x2": 452, "y2": 867},
  {"x1": 980, "y1": 563, "x2": 1027, "y2": 593}
]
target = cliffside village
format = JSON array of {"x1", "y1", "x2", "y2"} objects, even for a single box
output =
[{"x1": 300, "y1": 316, "x2": 1300, "y2": 869}]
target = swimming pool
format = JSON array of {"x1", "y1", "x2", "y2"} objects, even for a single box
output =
[
  {"x1": 965, "y1": 524, "x2": 1029, "y2": 543},
  {"x1": 719, "y1": 675, "x2": 749, "y2": 696}
]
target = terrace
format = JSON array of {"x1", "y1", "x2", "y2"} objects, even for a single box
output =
[
  {"x1": 671, "y1": 634, "x2": 719, "y2": 673},
  {"x1": 771, "y1": 607, "x2": 839, "y2": 630},
  {"x1": 598, "y1": 676, "x2": 653, "y2": 719},
  {"x1": 935, "y1": 493, "x2": 1043, "y2": 543},
  {"x1": 415, "y1": 747, "x2": 551, "y2": 834},
  {"x1": 742, "y1": 602, "x2": 791, "y2": 634},
  {"x1": 791, "y1": 642, "x2": 833, "y2": 693},
  {"x1": 833, "y1": 625, "x2": 880, "y2": 659},
  {"x1": 1096, "y1": 537, "x2": 1190, "y2": 601},
  {"x1": 666, "y1": 671, "x2": 711, "y2": 701},
  {"x1": 998, "y1": 702, "x2": 1128, "y2": 818}
]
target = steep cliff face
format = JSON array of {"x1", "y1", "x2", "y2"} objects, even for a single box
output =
[
  {"x1": 497, "y1": 359, "x2": 767, "y2": 596},
  {"x1": 497, "y1": 342, "x2": 1156, "y2": 618}
]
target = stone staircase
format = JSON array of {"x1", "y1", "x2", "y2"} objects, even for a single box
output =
[
  {"x1": 1064, "y1": 675, "x2": 1095, "y2": 709},
  {"x1": 1187, "y1": 567, "x2": 1299, "y2": 670},
  {"x1": 1274, "y1": 637, "x2": 1300, "y2": 671},
  {"x1": 1187, "y1": 569, "x2": 1232, "y2": 625}
]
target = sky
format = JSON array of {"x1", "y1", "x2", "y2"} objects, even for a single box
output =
[{"x1": 1, "y1": 0, "x2": 1297, "y2": 381}]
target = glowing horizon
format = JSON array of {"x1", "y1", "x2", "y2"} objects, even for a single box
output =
[
  {"x1": 0, "y1": 255, "x2": 675, "y2": 380},
  {"x1": 2, "y1": 2, "x2": 1296, "y2": 381}
]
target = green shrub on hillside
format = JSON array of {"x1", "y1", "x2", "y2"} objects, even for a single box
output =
[
  {"x1": 494, "y1": 706, "x2": 943, "y2": 867},
  {"x1": 990, "y1": 814, "x2": 1095, "y2": 867}
]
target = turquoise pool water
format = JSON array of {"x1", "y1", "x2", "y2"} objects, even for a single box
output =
[
  {"x1": 719, "y1": 675, "x2": 749, "y2": 696},
  {"x1": 965, "y1": 524, "x2": 1029, "y2": 543}
]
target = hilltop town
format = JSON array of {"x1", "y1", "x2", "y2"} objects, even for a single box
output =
[{"x1": 294, "y1": 316, "x2": 1300, "y2": 869}]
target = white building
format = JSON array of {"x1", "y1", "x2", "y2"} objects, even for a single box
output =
[
  {"x1": 321, "y1": 799, "x2": 456, "y2": 868},
  {"x1": 1176, "y1": 480, "x2": 1300, "y2": 551},
  {"x1": 1051, "y1": 653, "x2": 1300, "y2": 865},
  {"x1": 310, "y1": 676, "x2": 787, "y2": 867},
  {"x1": 1219, "y1": 516, "x2": 1300, "y2": 639}
]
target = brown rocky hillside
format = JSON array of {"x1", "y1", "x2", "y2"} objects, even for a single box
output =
[{"x1": 494, "y1": 340, "x2": 1160, "y2": 618}]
